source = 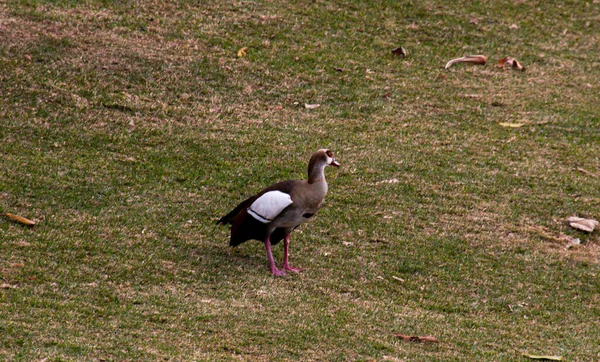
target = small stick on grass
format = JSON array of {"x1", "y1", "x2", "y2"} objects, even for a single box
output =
[{"x1": 1, "y1": 213, "x2": 36, "y2": 227}]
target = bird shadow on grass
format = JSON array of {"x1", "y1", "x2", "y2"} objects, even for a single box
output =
[{"x1": 185, "y1": 241, "x2": 273, "y2": 278}]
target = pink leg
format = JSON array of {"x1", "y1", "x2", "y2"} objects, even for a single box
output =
[
  {"x1": 281, "y1": 234, "x2": 302, "y2": 273},
  {"x1": 264, "y1": 236, "x2": 286, "y2": 277}
]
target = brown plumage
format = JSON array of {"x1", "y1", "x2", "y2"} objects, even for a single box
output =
[{"x1": 217, "y1": 149, "x2": 340, "y2": 276}]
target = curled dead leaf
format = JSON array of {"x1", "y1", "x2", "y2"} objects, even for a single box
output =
[
  {"x1": 391, "y1": 275, "x2": 405, "y2": 283},
  {"x1": 567, "y1": 216, "x2": 598, "y2": 232},
  {"x1": 1, "y1": 213, "x2": 36, "y2": 226},
  {"x1": 497, "y1": 56, "x2": 524, "y2": 71},
  {"x1": 1, "y1": 283, "x2": 17, "y2": 289},
  {"x1": 444, "y1": 55, "x2": 487, "y2": 69},
  {"x1": 394, "y1": 334, "x2": 439, "y2": 343},
  {"x1": 237, "y1": 47, "x2": 248, "y2": 58},
  {"x1": 304, "y1": 103, "x2": 320, "y2": 110},
  {"x1": 564, "y1": 237, "x2": 581, "y2": 250}
]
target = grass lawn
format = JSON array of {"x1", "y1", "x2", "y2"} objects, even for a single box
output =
[{"x1": 1, "y1": 0, "x2": 599, "y2": 360}]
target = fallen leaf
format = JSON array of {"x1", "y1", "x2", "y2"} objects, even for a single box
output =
[
  {"x1": 24, "y1": 54, "x2": 32, "y2": 61},
  {"x1": 564, "y1": 237, "x2": 581, "y2": 250},
  {"x1": 393, "y1": 334, "x2": 439, "y2": 343},
  {"x1": 1, "y1": 213, "x2": 36, "y2": 226},
  {"x1": 576, "y1": 167, "x2": 598, "y2": 178},
  {"x1": 9, "y1": 263, "x2": 25, "y2": 268},
  {"x1": 499, "y1": 122, "x2": 524, "y2": 128},
  {"x1": 1, "y1": 283, "x2": 16, "y2": 289},
  {"x1": 444, "y1": 55, "x2": 487, "y2": 69},
  {"x1": 304, "y1": 103, "x2": 320, "y2": 110},
  {"x1": 391, "y1": 276, "x2": 405, "y2": 283},
  {"x1": 510, "y1": 24, "x2": 520, "y2": 29},
  {"x1": 497, "y1": 57, "x2": 524, "y2": 71},
  {"x1": 417, "y1": 336, "x2": 440, "y2": 343},
  {"x1": 333, "y1": 67, "x2": 343, "y2": 72},
  {"x1": 391, "y1": 46, "x2": 407, "y2": 58},
  {"x1": 237, "y1": 47, "x2": 248, "y2": 58},
  {"x1": 375, "y1": 178, "x2": 399, "y2": 185},
  {"x1": 522, "y1": 353, "x2": 563, "y2": 361},
  {"x1": 567, "y1": 216, "x2": 599, "y2": 232}
]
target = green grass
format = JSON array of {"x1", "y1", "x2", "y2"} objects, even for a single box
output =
[{"x1": 1, "y1": 0, "x2": 599, "y2": 360}]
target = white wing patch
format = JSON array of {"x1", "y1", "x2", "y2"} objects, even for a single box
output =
[{"x1": 247, "y1": 191, "x2": 293, "y2": 224}]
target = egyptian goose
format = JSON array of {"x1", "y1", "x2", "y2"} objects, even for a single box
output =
[{"x1": 217, "y1": 149, "x2": 340, "y2": 276}]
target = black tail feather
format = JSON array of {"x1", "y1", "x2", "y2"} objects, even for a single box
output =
[{"x1": 216, "y1": 195, "x2": 255, "y2": 225}]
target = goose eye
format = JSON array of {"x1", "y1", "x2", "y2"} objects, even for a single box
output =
[{"x1": 326, "y1": 150, "x2": 333, "y2": 157}]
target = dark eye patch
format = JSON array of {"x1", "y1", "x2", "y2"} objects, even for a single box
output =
[
  {"x1": 326, "y1": 150, "x2": 333, "y2": 157},
  {"x1": 302, "y1": 213, "x2": 314, "y2": 218}
]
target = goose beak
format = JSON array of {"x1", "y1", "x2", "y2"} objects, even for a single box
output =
[{"x1": 330, "y1": 159, "x2": 340, "y2": 167}]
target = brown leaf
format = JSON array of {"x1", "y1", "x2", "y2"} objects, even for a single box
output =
[
  {"x1": 393, "y1": 334, "x2": 440, "y2": 343},
  {"x1": 237, "y1": 47, "x2": 248, "y2": 58},
  {"x1": 497, "y1": 56, "x2": 525, "y2": 71},
  {"x1": 418, "y1": 336, "x2": 440, "y2": 343},
  {"x1": 564, "y1": 236, "x2": 581, "y2": 250},
  {"x1": 1, "y1": 213, "x2": 36, "y2": 226},
  {"x1": 391, "y1": 275, "x2": 405, "y2": 283},
  {"x1": 394, "y1": 334, "x2": 414, "y2": 341},
  {"x1": 444, "y1": 55, "x2": 487, "y2": 69},
  {"x1": 576, "y1": 167, "x2": 598, "y2": 178},
  {"x1": 522, "y1": 353, "x2": 563, "y2": 361},
  {"x1": 9, "y1": 263, "x2": 25, "y2": 268},
  {"x1": 391, "y1": 46, "x2": 407, "y2": 58},
  {"x1": 304, "y1": 103, "x2": 320, "y2": 110},
  {"x1": 375, "y1": 178, "x2": 399, "y2": 185},
  {"x1": 567, "y1": 216, "x2": 598, "y2": 232},
  {"x1": 499, "y1": 122, "x2": 524, "y2": 128}
]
